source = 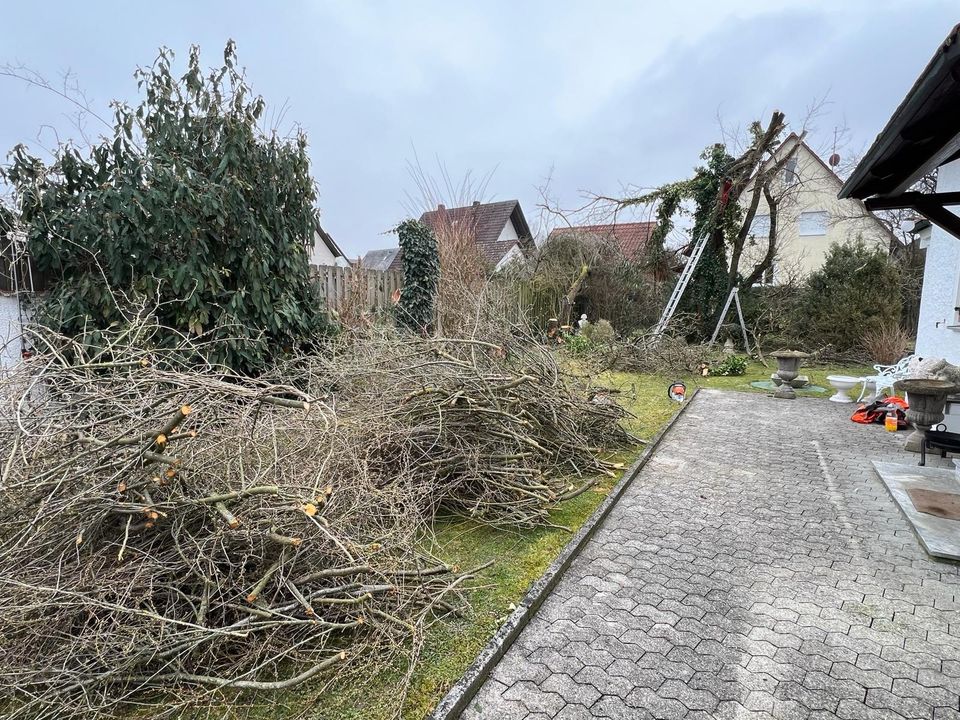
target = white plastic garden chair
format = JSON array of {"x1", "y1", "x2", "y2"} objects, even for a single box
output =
[{"x1": 857, "y1": 355, "x2": 917, "y2": 402}]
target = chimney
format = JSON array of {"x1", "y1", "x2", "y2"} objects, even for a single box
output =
[
  {"x1": 437, "y1": 203, "x2": 445, "y2": 211},
  {"x1": 472, "y1": 200, "x2": 481, "y2": 207}
]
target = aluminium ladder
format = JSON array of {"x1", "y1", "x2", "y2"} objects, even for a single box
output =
[{"x1": 650, "y1": 231, "x2": 711, "y2": 339}]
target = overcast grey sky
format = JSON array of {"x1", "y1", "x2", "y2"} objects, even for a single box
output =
[{"x1": 1, "y1": 1, "x2": 957, "y2": 256}]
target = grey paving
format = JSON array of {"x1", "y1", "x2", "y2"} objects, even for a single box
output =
[{"x1": 462, "y1": 390, "x2": 960, "y2": 719}]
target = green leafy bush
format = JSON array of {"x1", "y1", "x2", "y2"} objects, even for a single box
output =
[
  {"x1": 4, "y1": 43, "x2": 325, "y2": 374},
  {"x1": 565, "y1": 332, "x2": 593, "y2": 356},
  {"x1": 713, "y1": 355, "x2": 748, "y2": 376},
  {"x1": 796, "y1": 241, "x2": 901, "y2": 353}
]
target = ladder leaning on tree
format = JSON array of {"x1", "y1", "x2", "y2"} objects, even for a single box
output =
[{"x1": 649, "y1": 230, "x2": 711, "y2": 340}]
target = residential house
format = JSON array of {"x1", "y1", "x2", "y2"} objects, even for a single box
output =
[
  {"x1": 359, "y1": 248, "x2": 400, "y2": 272},
  {"x1": 364, "y1": 200, "x2": 534, "y2": 273},
  {"x1": 545, "y1": 222, "x2": 657, "y2": 261},
  {"x1": 742, "y1": 134, "x2": 894, "y2": 283},
  {"x1": 840, "y1": 23, "x2": 960, "y2": 364},
  {"x1": 310, "y1": 221, "x2": 349, "y2": 267}
]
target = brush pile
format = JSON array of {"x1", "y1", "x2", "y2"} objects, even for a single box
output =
[{"x1": 0, "y1": 319, "x2": 632, "y2": 718}]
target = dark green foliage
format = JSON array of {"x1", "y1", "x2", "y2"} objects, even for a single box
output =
[
  {"x1": 396, "y1": 219, "x2": 439, "y2": 332},
  {"x1": 679, "y1": 246, "x2": 731, "y2": 338},
  {"x1": 3, "y1": 42, "x2": 325, "y2": 374},
  {"x1": 712, "y1": 355, "x2": 748, "y2": 376},
  {"x1": 797, "y1": 241, "x2": 901, "y2": 353}
]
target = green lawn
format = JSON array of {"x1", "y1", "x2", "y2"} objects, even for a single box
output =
[
  {"x1": 232, "y1": 359, "x2": 874, "y2": 719},
  {"x1": 599, "y1": 360, "x2": 877, "y2": 436}
]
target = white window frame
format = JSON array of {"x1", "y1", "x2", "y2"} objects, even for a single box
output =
[{"x1": 798, "y1": 211, "x2": 828, "y2": 236}]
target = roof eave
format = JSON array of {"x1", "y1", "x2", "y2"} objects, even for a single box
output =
[{"x1": 839, "y1": 24, "x2": 960, "y2": 200}]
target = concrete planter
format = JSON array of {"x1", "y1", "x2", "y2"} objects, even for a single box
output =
[
  {"x1": 898, "y1": 378, "x2": 958, "y2": 453},
  {"x1": 770, "y1": 350, "x2": 810, "y2": 399}
]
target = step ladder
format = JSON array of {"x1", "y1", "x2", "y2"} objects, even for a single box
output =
[
  {"x1": 708, "y1": 286, "x2": 751, "y2": 354},
  {"x1": 651, "y1": 231, "x2": 711, "y2": 339}
]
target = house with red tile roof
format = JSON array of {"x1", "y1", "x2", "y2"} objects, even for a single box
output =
[
  {"x1": 545, "y1": 222, "x2": 658, "y2": 262},
  {"x1": 362, "y1": 200, "x2": 534, "y2": 272}
]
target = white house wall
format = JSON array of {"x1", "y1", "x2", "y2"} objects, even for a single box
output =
[
  {"x1": 915, "y1": 158, "x2": 960, "y2": 363},
  {"x1": 310, "y1": 229, "x2": 349, "y2": 267},
  {"x1": 498, "y1": 219, "x2": 520, "y2": 242},
  {"x1": 495, "y1": 243, "x2": 523, "y2": 271},
  {"x1": 0, "y1": 295, "x2": 23, "y2": 371}
]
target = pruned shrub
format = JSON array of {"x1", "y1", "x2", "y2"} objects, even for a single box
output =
[
  {"x1": 585, "y1": 318, "x2": 616, "y2": 346},
  {"x1": 738, "y1": 283, "x2": 805, "y2": 351},
  {"x1": 861, "y1": 324, "x2": 912, "y2": 365},
  {"x1": 518, "y1": 231, "x2": 665, "y2": 334}
]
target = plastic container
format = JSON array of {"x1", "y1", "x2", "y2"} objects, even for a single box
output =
[{"x1": 884, "y1": 410, "x2": 898, "y2": 432}]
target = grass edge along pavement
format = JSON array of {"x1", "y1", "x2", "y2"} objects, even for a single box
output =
[{"x1": 427, "y1": 388, "x2": 699, "y2": 720}]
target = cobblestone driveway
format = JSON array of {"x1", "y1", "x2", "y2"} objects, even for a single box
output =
[{"x1": 463, "y1": 390, "x2": 960, "y2": 719}]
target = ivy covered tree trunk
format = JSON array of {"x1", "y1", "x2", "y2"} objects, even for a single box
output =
[
  {"x1": 3, "y1": 42, "x2": 325, "y2": 374},
  {"x1": 395, "y1": 219, "x2": 439, "y2": 333}
]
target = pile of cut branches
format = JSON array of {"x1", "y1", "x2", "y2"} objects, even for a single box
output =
[
  {"x1": 596, "y1": 333, "x2": 715, "y2": 376},
  {"x1": 299, "y1": 328, "x2": 634, "y2": 527},
  {"x1": 0, "y1": 317, "x2": 632, "y2": 718}
]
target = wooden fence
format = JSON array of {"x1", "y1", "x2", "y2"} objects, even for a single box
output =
[
  {"x1": 310, "y1": 264, "x2": 403, "y2": 314},
  {"x1": 482, "y1": 279, "x2": 566, "y2": 329},
  {"x1": 310, "y1": 267, "x2": 566, "y2": 329}
]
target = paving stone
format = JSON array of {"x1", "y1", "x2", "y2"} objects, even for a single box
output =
[
  {"x1": 461, "y1": 391, "x2": 960, "y2": 718},
  {"x1": 865, "y1": 686, "x2": 938, "y2": 718},
  {"x1": 540, "y1": 673, "x2": 601, "y2": 708}
]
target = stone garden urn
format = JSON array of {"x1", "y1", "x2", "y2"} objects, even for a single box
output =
[
  {"x1": 770, "y1": 350, "x2": 810, "y2": 399},
  {"x1": 898, "y1": 378, "x2": 959, "y2": 453}
]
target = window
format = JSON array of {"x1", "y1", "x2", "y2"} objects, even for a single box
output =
[
  {"x1": 782, "y1": 156, "x2": 799, "y2": 185},
  {"x1": 798, "y1": 211, "x2": 828, "y2": 236},
  {"x1": 750, "y1": 213, "x2": 770, "y2": 237}
]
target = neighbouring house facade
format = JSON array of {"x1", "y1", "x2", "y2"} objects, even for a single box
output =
[
  {"x1": 742, "y1": 134, "x2": 894, "y2": 284},
  {"x1": 364, "y1": 200, "x2": 534, "y2": 273},
  {"x1": 841, "y1": 24, "x2": 960, "y2": 365},
  {"x1": 310, "y1": 221, "x2": 350, "y2": 267}
]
